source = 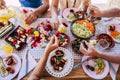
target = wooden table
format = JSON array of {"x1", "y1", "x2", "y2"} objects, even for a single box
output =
[
  {"x1": 16, "y1": 59, "x2": 120, "y2": 80},
  {"x1": 13, "y1": 11, "x2": 120, "y2": 80}
]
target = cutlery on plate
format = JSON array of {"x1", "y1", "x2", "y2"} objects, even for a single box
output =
[{"x1": 73, "y1": 57, "x2": 93, "y2": 69}]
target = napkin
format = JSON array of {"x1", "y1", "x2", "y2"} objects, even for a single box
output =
[
  {"x1": 18, "y1": 50, "x2": 37, "y2": 80},
  {"x1": 109, "y1": 62, "x2": 119, "y2": 80}
]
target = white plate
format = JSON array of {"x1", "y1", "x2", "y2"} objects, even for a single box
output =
[
  {"x1": 62, "y1": 8, "x2": 80, "y2": 22},
  {"x1": 0, "y1": 53, "x2": 21, "y2": 80},
  {"x1": 82, "y1": 56, "x2": 109, "y2": 79},
  {"x1": 106, "y1": 24, "x2": 120, "y2": 43},
  {"x1": 46, "y1": 47, "x2": 74, "y2": 77}
]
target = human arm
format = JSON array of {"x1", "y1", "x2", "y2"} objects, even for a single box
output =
[
  {"x1": 25, "y1": 0, "x2": 49, "y2": 25},
  {"x1": 28, "y1": 35, "x2": 59, "y2": 80},
  {"x1": 89, "y1": 6, "x2": 120, "y2": 17},
  {"x1": 50, "y1": 0, "x2": 59, "y2": 29},
  {"x1": 80, "y1": 41, "x2": 120, "y2": 63}
]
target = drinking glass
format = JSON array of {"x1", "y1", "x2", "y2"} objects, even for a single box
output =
[{"x1": 95, "y1": 39, "x2": 109, "y2": 51}]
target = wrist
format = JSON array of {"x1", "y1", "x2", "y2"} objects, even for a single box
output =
[
  {"x1": 97, "y1": 11, "x2": 103, "y2": 17},
  {"x1": 95, "y1": 51, "x2": 102, "y2": 58},
  {"x1": 33, "y1": 10, "x2": 39, "y2": 18}
]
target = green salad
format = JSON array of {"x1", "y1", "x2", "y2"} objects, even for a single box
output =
[
  {"x1": 94, "y1": 58, "x2": 105, "y2": 69},
  {"x1": 72, "y1": 22, "x2": 92, "y2": 38},
  {"x1": 116, "y1": 34, "x2": 120, "y2": 40},
  {"x1": 67, "y1": 13, "x2": 76, "y2": 20}
]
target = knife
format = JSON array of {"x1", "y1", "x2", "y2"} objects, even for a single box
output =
[
  {"x1": 25, "y1": 49, "x2": 29, "y2": 74},
  {"x1": 73, "y1": 57, "x2": 92, "y2": 69},
  {"x1": 109, "y1": 62, "x2": 116, "y2": 76}
]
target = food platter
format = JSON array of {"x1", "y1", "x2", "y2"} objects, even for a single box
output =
[
  {"x1": 27, "y1": 20, "x2": 55, "y2": 48},
  {"x1": 0, "y1": 21, "x2": 15, "y2": 38},
  {"x1": 82, "y1": 56, "x2": 109, "y2": 79},
  {"x1": 63, "y1": 8, "x2": 83, "y2": 22},
  {"x1": 46, "y1": 47, "x2": 74, "y2": 77},
  {"x1": 0, "y1": 53, "x2": 21, "y2": 80},
  {"x1": 5, "y1": 25, "x2": 27, "y2": 50},
  {"x1": 106, "y1": 24, "x2": 120, "y2": 43},
  {"x1": 71, "y1": 19, "x2": 95, "y2": 39}
]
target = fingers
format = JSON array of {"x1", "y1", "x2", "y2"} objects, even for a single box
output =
[
  {"x1": 51, "y1": 22, "x2": 58, "y2": 30},
  {"x1": 49, "y1": 35, "x2": 55, "y2": 44},
  {"x1": 85, "y1": 41, "x2": 92, "y2": 48},
  {"x1": 54, "y1": 22, "x2": 58, "y2": 30},
  {"x1": 88, "y1": 5, "x2": 99, "y2": 16},
  {"x1": 54, "y1": 35, "x2": 59, "y2": 46},
  {"x1": 80, "y1": 43, "x2": 88, "y2": 55},
  {"x1": 25, "y1": 14, "x2": 37, "y2": 25}
]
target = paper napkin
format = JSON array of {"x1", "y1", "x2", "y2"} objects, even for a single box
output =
[{"x1": 18, "y1": 51, "x2": 37, "y2": 80}]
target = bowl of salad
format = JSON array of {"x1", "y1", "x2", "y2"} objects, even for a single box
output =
[{"x1": 71, "y1": 19, "x2": 95, "y2": 39}]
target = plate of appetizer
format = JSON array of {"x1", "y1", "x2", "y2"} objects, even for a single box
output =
[
  {"x1": 71, "y1": 19, "x2": 95, "y2": 39},
  {"x1": 5, "y1": 25, "x2": 28, "y2": 50},
  {"x1": 71, "y1": 39, "x2": 88, "y2": 55},
  {"x1": 26, "y1": 20, "x2": 55, "y2": 48},
  {"x1": 106, "y1": 24, "x2": 120, "y2": 43},
  {"x1": 46, "y1": 47, "x2": 74, "y2": 77},
  {"x1": 82, "y1": 56, "x2": 109, "y2": 79},
  {"x1": 63, "y1": 8, "x2": 83, "y2": 22},
  {"x1": 56, "y1": 32, "x2": 70, "y2": 47},
  {"x1": 0, "y1": 53, "x2": 21, "y2": 80}
]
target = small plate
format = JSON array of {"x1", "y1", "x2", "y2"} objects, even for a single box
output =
[
  {"x1": 46, "y1": 47, "x2": 74, "y2": 77},
  {"x1": 0, "y1": 53, "x2": 21, "y2": 80},
  {"x1": 62, "y1": 8, "x2": 81, "y2": 22},
  {"x1": 106, "y1": 24, "x2": 120, "y2": 43},
  {"x1": 82, "y1": 56, "x2": 109, "y2": 79}
]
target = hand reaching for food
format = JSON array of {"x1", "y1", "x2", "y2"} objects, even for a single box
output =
[
  {"x1": 80, "y1": 41, "x2": 99, "y2": 57},
  {"x1": 88, "y1": 6, "x2": 101, "y2": 17},
  {"x1": 45, "y1": 35, "x2": 59, "y2": 54}
]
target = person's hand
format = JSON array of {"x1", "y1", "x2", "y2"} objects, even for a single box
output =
[
  {"x1": 80, "y1": 41, "x2": 99, "y2": 57},
  {"x1": 25, "y1": 12, "x2": 38, "y2": 25},
  {"x1": 51, "y1": 16, "x2": 59, "y2": 30},
  {"x1": 45, "y1": 35, "x2": 59, "y2": 54},
  {"x1": 0, "y1": 0, "x2": 6, "y2": 10},
  {"x1": 88, "y1": 6, "x2": 101, "y2": 17}
]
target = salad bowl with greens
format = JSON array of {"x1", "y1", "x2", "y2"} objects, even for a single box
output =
[{"x1": 71, "y1": 19, "x2": 95, "y2": 39}]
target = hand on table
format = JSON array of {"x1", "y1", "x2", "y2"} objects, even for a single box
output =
[
  {"x1": 25, "y1": 12, "x2": 38, "y2": 25},
  {"x1": 45, "y1": 35, "x2": 59, "y2": 54},
  {"x1": 0, "y1": 0, "x2": 6, "y2": 10},
  {"x1": 51, "y1": 15, "x2": 59, "y2": 30},
  {"x1": 80, "y1": 41, "x2": 99, "y2": 57}
]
